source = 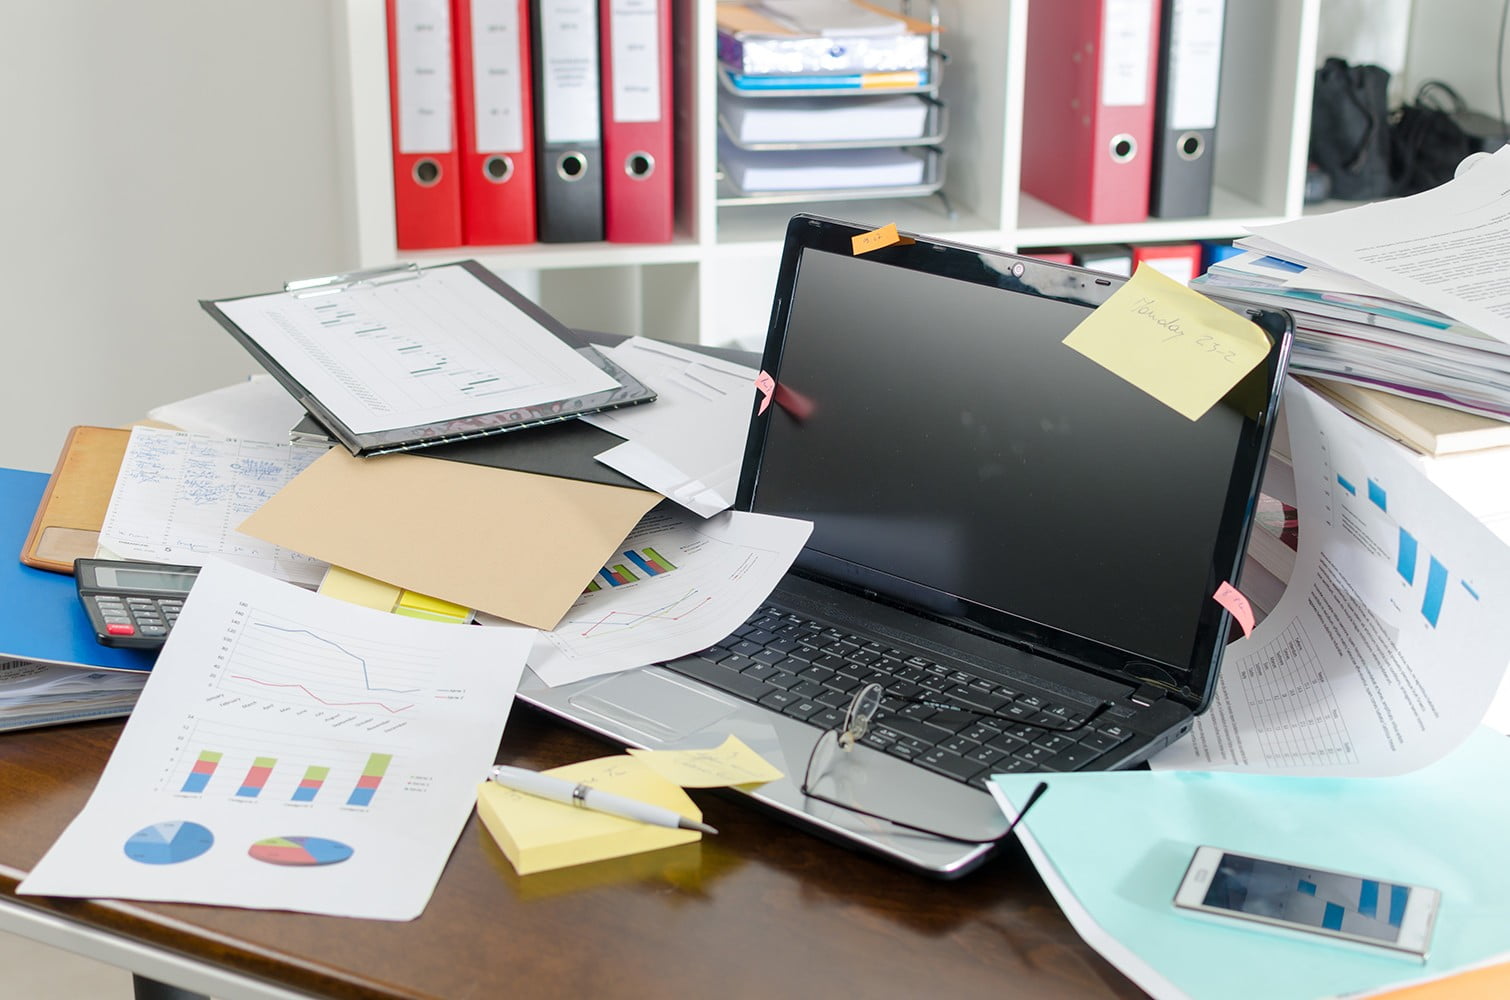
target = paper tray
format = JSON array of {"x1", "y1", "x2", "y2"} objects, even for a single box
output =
[
  {"x1": 717, "y1": 97, "x2": 946, "y2": 152},
  {"x1": 716, "y1": 147, "x2": 945, "y2": 206}
]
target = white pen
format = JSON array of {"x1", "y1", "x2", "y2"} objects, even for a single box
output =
[{"x1": 486, "y1": 764, "x2": 718, "y2": 835}]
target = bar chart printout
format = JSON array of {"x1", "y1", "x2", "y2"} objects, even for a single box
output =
[
  {"x1": 292, "y1": 766, "x2": 329, "y2": 803},
  {"x1": 347, "y1": 753, "x2": 392, "y2": 807},
  {"x1": 16, "y1": 559, "x2": 535, "y2": 920},
  {"x1": 181, "y1": 751, "x2": 221, "y2": 794},
  {"x1": 236, "y1": 757, "x2": 276, "y2": 799}
]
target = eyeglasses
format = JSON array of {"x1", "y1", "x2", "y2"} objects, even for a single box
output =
[{"x1": 799, "y1": 681, "x2": 1072, "y2": 843}]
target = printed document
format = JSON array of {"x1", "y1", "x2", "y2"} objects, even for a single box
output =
[
  {"x1": 1153, "y1": 380, "x2": 1510, "y2": 775},
  {"x1": 526, "y1": 506, "x2": 813, "y2": 687},
  {"x1": 19, "y1": 560, "x2": 534, "y2": 920},
  {"x1": 97, "y1": 426, "x2": 330, "y2": 587},
  {"x1": 1247, "y1": 145, "x2": 1510, "y2": 344},
  {"x1": 214, "y1": 265, "x2": 617, "y2": 435},
  {"x1": 583, "y1": 337, "x2": 758, "y2": 516}
]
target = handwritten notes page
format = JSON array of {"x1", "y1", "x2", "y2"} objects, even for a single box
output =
[
  {"x1": 627, "y1": 735, "x2": 784, "y2": 787},
  {"x1": 97, "y1": 426, "x2": 331, "y2": 586},
  {"x1": 1062, "y1": 263, "x2": 1271, "y2": 421}
]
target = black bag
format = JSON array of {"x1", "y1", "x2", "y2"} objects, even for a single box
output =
[
  {"x1": 1391, "y1": 81, "x2": 1478, "y2": 196},
  {"x1": 1310, "y1": 57, "x2": 1393, "y2": 200}
]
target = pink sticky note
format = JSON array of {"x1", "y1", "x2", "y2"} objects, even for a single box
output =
[
  {"x1": 755, "y1": 370, "x2": 776, "y2": 414},
  {"x1": 1213, "y1": 581, "x2": 1255, "y2": 637}
]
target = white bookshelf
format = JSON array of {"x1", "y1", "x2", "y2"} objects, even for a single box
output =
[{"x1": 333, "y1": 0, "x2": 1324, "y2": 346}]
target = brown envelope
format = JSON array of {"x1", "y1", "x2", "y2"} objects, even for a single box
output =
[{"x1": 238, "y1": 448, "x2": 661, "y2": 630}]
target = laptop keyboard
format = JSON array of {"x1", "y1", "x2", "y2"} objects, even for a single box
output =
[{"x1": 663, "y1": 603, "x2": 1136, "y2": 789}]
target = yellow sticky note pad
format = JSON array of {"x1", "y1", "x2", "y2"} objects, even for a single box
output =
[
  {"x1": 319, "y1": 565, "x2": 403, "y2": 611},
  {"x1": 627, "y1": 735, "x2": 784, "y2": 788},
  {"x1": 475, "y1": 756, "x2": 702, "y2": 876},
  {"x1": 1061, "y1": 263, "x2": 1271, "y2": 421}
]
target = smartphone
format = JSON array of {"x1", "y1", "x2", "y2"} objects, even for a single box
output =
[{"x1": 1173, "y1": 846, "x2": 1439, "y2": 960}]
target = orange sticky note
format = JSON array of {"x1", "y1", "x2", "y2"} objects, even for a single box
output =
[
  {"x1": 852, "y1": 223, "x2": 913, "y2": 255},
  {"x1": 1213, "y1": 581, "x2": 1255, "y2": 636}
]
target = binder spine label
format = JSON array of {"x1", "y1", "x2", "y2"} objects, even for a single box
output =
[
  {"x1": 1100, "y1": 0, "x2": 1156, "y2": 107},
  {"x1": 609, "y1": 0, "x2": 662, "y2": 124},
  {"x1": 540, "y1": 0, "x2": 602, "y2": 144},
  {"x1": 472, "y1": 0, "x2": 528, "y2": 153},
  {"x1": 394, "y1": 0, "x2": 455, "y2": 153},
  {"x1": 1167, "y1": 0, "x2": 1225, "y2": 130}
]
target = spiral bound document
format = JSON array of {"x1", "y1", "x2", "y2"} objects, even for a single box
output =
[{"x1": 201, "y1": 260, "x2": 655, "y2": 457}]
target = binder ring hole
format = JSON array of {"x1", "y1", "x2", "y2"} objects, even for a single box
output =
[
  {"x1": 412, "y1": 158, "x2": 442, "y2": 187},
  {"x1": 625, "y1": 152, "x2": 655, "y2": 179},
  {"x1": 557, "y1": 152, "x2": 588, "y2": 182},
  {"x1": 484, "y1": 155, "x2": 514, "y2": 183},
  {"x1": 1109, "y1": 134, "x2": 1136, "y2": 163},
  {"x1": 1177, "y1": 132, "x2": 1204, "y2": 161}
]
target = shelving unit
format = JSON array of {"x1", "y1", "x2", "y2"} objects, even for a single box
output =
[{"x1": 333, "y1": 0, "x2": 1323, "y2": 347}]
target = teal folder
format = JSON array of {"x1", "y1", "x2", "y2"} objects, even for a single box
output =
[{"x1": 2, "y1": 467, "x2": 155, "y2": 672}]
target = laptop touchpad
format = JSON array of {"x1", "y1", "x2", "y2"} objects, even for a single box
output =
[{"x1": 568, "y1": 668, "x2": 738, "y2": 744}]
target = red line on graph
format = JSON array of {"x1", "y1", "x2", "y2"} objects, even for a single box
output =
[
  {"x1": 574, "y1": 594, "x2": 714, "y2": 638},
  {"x1": 228, "y1": 674, "x2": 414, "y2": 715}
]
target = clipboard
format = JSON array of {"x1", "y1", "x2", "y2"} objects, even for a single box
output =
[
  {"x1": 21, "y1": 425, "x2": 131, "y2": 574},
  {"x1": 199, "y1": 260, "x2": 657, "y2": 457}
]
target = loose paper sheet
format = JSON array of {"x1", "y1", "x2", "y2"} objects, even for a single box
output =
[
  {"x1": 18, "y1": 560, "x2": 534, "y2": 920},
  {"x1": 528, "y1": 506, "x2": 813, "y2": 686},
  {"x1": 991, "y1": 727, "x2": 1510, "y2": 1000},
  {"x1": 583, "y1": 338, "x2": 758, "y2": 517},
  {"x1": 238, "y1": 448, "x2": 661, "y2": 630},
  {"x1": 1062, "y1": 264, "x2": 1271, "y2": 421},
  {"x1": 97, "y1": 426, "x2": 331, "y2": 586},
  {"x1": 1153, "y1": 380, "x2": 1510, "y2": 775},
  {"x1": 1247, "y1": 145, "x2": 1510, "y2": 345}
]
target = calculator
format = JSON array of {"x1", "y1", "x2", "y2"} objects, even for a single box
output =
[{"x1": 75, "y1": 558, "x2": 200, "y2": 649}]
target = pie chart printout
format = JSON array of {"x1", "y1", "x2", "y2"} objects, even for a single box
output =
[
  {"x1": 123, "y1": 821, "x2": 215, "y2": 865},
  {"x1": 247, "y1": 835, "x2": 355, "y2": 867}
]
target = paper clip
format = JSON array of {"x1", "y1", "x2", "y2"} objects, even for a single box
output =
[{"x1": 284, "y1": 262, "x2": 423, "y2": 298}]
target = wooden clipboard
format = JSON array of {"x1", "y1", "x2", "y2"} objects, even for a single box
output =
[{"x1": 20, "y1": 425, "x2": 131, "y2": 574}]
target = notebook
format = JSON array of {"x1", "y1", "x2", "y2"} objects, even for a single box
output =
[{"x1": 520, "y1": 215, "x2": 1294, "y2": 877}]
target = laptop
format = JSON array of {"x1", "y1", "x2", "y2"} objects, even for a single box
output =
[{"x1": 520, "y1": 214, "x2": 1293, "y2": 877}]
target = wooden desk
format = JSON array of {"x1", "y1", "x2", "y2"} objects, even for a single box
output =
[{"x1": 0, "y1": 707, "x2": 1144, "y2": 999}]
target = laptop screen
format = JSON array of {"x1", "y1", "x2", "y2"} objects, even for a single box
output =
[{"x1": 739, "y1": 216, "x2": 1290, "y2": 706}]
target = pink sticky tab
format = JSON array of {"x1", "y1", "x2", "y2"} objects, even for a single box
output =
[
  {"x1": 1213, "y1": 581, "x2": 1255, "y2": 637},
  {"x1": 755, "y1": 370, "x2": 776, "y2": 414}
]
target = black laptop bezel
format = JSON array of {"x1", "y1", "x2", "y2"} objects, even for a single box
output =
[{"x1": 736, "y1": 214, "x2": 1293, "y2": 715}]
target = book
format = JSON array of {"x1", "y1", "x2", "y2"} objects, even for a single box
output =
[
  {"x1": 201, "y1": 260, "x2": 656, "y2": 457},
  {"x1": 1307, "y1": 378, "x2": 1510, "y2": 456}
]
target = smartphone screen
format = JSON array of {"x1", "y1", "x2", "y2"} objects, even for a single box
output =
[{"x1": 1201, "y1": 853, "x2": 1415, "y2": 944}]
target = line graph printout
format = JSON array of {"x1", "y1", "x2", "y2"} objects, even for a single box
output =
[
  {"x1": 1153, "y1": 380, "x2": 1510, "y2": 776},
  {"x1": 528, "y1": 508, "x2": 813, "y2": 687},
  {"x1": 19, "y1": 559, "x2": 534, "y2": 920},
  {"x1": 213, "y1": 265, "x2": 616, "y2": 435},
  {"x1": 98, "y1": 426, "x2": 331, "y2": 586}
]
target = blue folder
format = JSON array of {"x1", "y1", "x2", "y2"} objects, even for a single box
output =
[{"x1": 2, "y1": 467, "x2": 156, "y2": 672}]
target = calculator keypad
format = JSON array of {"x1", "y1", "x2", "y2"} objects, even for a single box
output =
[{"x1": 90, "y1": 595, "x2": 182, "y2": 643}]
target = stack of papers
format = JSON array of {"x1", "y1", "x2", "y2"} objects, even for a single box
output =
[{"x1": 1191, "y1": 147, "x2": 1510, "y2": 426}]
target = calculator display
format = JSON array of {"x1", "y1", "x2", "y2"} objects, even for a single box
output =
[{"x1": 93, "y1": 565, "x2": 198, "y2": 593}]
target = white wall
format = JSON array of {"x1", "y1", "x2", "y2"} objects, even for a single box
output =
[{"x1": 1, "y1": 3, "x2": 351, "y2": 472}]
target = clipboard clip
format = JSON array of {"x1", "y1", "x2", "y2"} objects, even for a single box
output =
[{"x1": 284, "y1": 262, "x2": 422, "y2": 298}]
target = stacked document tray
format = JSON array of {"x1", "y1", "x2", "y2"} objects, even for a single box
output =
[{"x1": 714, "y1": 0, "x2": 947, "y2": 206}]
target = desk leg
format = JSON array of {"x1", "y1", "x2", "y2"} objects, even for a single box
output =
[{"x1": 132, "y1": 973, "x2": 208, "y2": 1000}]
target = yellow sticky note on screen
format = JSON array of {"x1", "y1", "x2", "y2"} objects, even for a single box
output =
[
  {"x1": 1061, "y1": 264, "x2": 1271, "y2": 421},
  {"x1": 627, "y1": 735, "x2": 784, "y2": 788}
]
